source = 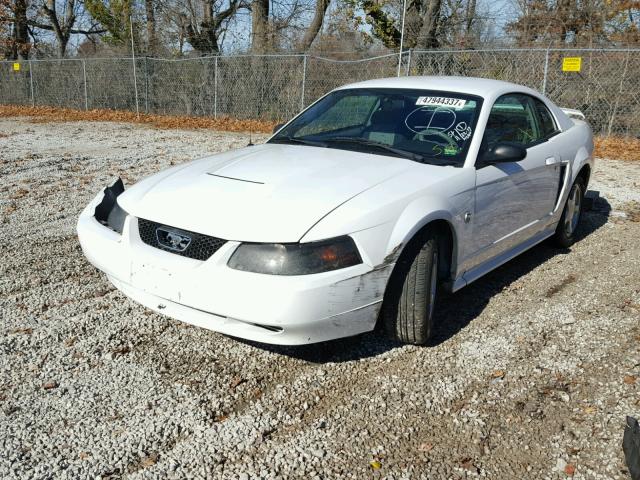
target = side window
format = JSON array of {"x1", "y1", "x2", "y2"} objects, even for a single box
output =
[
  {"x1": 483, "y1": 93, "x2": 542, "y2": 152},
  {"x1": 295, "y1": 95, "x2": 378, "y2": 137},
  {"x1": 533, "y1": 98, "x2": 558, "y2": 138}
]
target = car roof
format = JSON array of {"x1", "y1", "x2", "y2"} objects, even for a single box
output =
[{"x1": 335, "y1": 76, "x2": 540, "y2": 98}]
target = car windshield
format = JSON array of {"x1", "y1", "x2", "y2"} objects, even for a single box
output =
[{"x1": 269, "y1": 88, "x2": 482, "y2": 166}]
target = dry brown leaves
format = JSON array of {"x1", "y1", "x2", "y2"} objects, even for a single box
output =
[
  {"x1": 594, "y1": 136, "x2": 640, "y2": 162},
  {"x1": 2, "y1": 105, "x2": 640, "y2": 160},
  {"x1": 0, "y1": 105, "x2": 277, "y2": 134}
]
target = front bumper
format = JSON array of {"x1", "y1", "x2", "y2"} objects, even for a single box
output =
[{"x1": 77, "y1": 191, "x2": 390, "y2": 345}]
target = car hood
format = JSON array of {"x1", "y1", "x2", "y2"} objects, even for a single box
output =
[{"x1": 117, "y1": 143, "x2": 415, "y2": 243}]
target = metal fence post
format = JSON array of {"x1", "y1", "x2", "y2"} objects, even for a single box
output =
[
  {"x1": 144, "y1": 57, "x2": 149, "y2": 114},
  {"x1": 405, "y1": 49, "x2": 412, "y2": 76},
  {"x1": 541, "y1": 48, "x2": 550, "y2": 94},
  {"x1": 300, "y1": 54, "x2": 308, "y2": 111},
  {"x1": 82, "y1": 60, "x2": 88, "y2": 110},
  {"x1": 214, "y1": 56, "x2": 218, "y2": 119},
  {"x1": 607, "y1": 48, "x2": 631, "y2": 136},
  {"x1": 28, "y1": 60, "x2": 34, "y2": 107}
]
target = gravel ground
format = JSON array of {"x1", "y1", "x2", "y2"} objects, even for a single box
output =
[{"x1": 1, "y1": 118, "x2": 639, "y2": 480}]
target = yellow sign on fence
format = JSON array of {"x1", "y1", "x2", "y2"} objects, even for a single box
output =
[
  {"x1": 562, "y1": 57, "x2": 582, "y2": 72},
  {"x1": 13, "y1": 62, "x2": 20, "y2": 72}
]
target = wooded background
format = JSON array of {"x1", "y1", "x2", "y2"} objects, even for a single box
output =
[{"x1": 1, "y1": 0, "x2": 639, "y2": 60}]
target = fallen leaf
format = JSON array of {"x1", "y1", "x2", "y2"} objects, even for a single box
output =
[
  {"x1": 370, "y1": 460, "x2": 382, "y2": 470},
  {"x1": 229, "y1": 376, "x2": 246, "y2": 389},
  {"x1": 112, "y1": 345, "x2": 131, "y2": 356},
  {"x1": 10, "y1": 327, "x2": 33, "y2": 335},
  {"x1": 564, "y1": 463, "x2": 576, "y2": 475},
  {"x1": 623, "y1": 375, "x2": 637, "y2": 385},
  {"x1": 140, "y1": 452, "x2": 158, "y2": 468},
  {"x1": 490, "y1": 370, "x2": 505, "y2": 379},
  {"x1": 418, "y1": 442, "x2": 434, "y2": 452},
  {"x1": 79, "y1": 452, "x2": 90, "y2": 460},
  {"x1": 460, "y1": 457, "x2": 478, "y2": 472},
  {"x1": 43, "y1": 381, "x2": 58, "y2": 390}
]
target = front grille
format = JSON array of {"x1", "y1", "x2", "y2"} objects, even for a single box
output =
[{"x1": 138, "y1": 218, "x2": 227, "y2": 261}]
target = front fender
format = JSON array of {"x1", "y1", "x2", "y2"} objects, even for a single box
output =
[
  {"x1": 302, "y1": 166, "x2": 475, "y2": 275},
  {"x1": 385, "y1": 192, "x2": 472, "y2": 279}
]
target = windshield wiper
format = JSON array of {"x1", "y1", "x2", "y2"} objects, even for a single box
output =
[
  {"x1": 269, "y1": 136, "x2": 327, "y2": 148},
  {"x1": 325, "y1": 137, "x2": 424, "y2": 162}
]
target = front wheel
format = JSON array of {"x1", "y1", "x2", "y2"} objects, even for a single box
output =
[
  {"x1": 381, "y1": 231, "x2": 439, "y2": 345},
  {"x1": 553, "y1": 178, "x2": 585, "y2": 248}
]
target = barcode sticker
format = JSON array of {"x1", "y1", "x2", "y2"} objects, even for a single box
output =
[{"x1": 416, "y1": 96, "x2": 466, "y2": 109}]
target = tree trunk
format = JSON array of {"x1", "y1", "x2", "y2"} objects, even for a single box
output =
[
  {"x1": 144, "y1": 0, "x2": 157, "y2": 55},
  {"x1": 465, "y1": 0, "x2": 476, "y2": 35},
  {"x1": 404, "y1": 0, "x2": 424, "y2": 48},
  {"x1": 415, "y1": 0, "x2": 442, "y2": 50},
  {"x1": 13, "y1": 0, "x2": 30, "y2": 59},
  {"x1": 41, "y1": 0, "x2": 76, "y2": 58},
  {"x1": 298, "y1": 0, "x2": 330, "y2": 52},
  {"x1": 251, "y1": 0, "x2": 269, "y2": 53},
  {"x1": 184, "y1": 0, "x2": 220, "y2": 54}
]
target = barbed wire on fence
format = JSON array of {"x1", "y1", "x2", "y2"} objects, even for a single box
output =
[{"x1": 2, "y1": 48, "x2": 639, "y2": 136}]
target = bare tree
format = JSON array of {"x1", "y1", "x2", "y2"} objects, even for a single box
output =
[
  {"x1": 464, "y1": 0, "x2": 476, "y2": 35},
  {"x1": 296, "y1": 0, "x2": 330, "y2": 50},
  {"x1": 144, "y1": 0, "x2": 157, "y2": 54},
  {"x1": 32, "y1": 0, "x2": 105, "y2": 57},
  {"x1": 251, "y1": 0, "x2": 269, "y2": 52},
  {"x1": 176, "y1": 0, "x2": 245, "y2": 54},
  {"x1": 415, "y1": 0, "x2": 443, "y2": 49}
]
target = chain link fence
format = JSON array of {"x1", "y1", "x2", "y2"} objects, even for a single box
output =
[{"x1": 1, "y1": 48, "x2": 639, "y2": 136}]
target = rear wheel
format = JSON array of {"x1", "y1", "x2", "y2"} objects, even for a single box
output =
[
  {"x1": 554, "y1": 178, "x2": 585, "y2": 248},
  {"x1": 381, "y1": 230, "x2": 439, "y2": 345}
]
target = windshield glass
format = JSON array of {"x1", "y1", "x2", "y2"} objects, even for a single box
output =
[{"x1": 269, "y1": 88, "x2": 482, "y2": 166}]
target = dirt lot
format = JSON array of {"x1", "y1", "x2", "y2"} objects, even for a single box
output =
[{"x1": 1, "y1": 117, "x2": 639, "y2": 480}]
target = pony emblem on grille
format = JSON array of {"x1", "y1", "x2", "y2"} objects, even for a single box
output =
[{"x1": 156, "y1": 228, "x2": 191, "y2": 252}]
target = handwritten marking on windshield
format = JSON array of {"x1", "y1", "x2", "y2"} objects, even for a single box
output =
[
  {"x1": 447, "y1": 122, "x2": 473, "y2": 142},
  {"x1": 405, "y1": 106, "x2": 457, "y2": 135}
]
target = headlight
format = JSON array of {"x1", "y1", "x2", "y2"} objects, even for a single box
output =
[{"x1": 228, "y1": 236, "x2": 362, "y2": 275}]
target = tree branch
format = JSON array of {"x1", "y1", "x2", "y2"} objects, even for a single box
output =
[{"x1": 27, "y1": 20, "x2": 106, "y2": 35}]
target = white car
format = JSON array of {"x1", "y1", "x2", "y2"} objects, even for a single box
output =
[{"x1": 77, "y1": 76, "x2": 594, "y2": 345}]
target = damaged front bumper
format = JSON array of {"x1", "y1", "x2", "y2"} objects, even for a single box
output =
[{"x1": 76, "y1": 180, "x2": 391, "y2": 345}]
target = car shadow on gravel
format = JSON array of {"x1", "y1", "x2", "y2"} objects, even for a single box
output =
[
  {"x1": 428, "y1": 193, "x2": 611, "y2": 348},
  {"x1": 235, "y1": 333, "x2": 403, "y2": 364},
  {"x1": 238, "y1": 194, "x2": 611, "y2": 363}
]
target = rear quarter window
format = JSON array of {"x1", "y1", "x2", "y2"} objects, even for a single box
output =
[{"x1": 534, "y1": 98, "x2": 559, "y2": 138}]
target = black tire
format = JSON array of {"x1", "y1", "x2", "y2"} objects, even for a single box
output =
[
  {"x1": 553, "y1": 178, "x2": 585, "y2": 248},
  {"x1": 381, "y1": 230, "x2": 439, "y2": 345}
]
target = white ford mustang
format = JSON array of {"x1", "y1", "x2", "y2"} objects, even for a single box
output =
[{"x1": 77, "y1": 76, "x2": 594, "y2": 345}]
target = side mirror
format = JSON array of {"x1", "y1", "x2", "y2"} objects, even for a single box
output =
[
  {"x1": 480, "y1": 142, "x2": 527, "y2": 166},
  {"x1": 272, "y1": 123, "x2": 285, "y2": 134}
]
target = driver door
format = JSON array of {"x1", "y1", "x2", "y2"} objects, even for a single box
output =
[{"x1": 471, "y1": 93, "x2": 562, "y2": 266}]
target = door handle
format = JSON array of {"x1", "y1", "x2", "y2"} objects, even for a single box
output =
[{"x1": 545, "y1": 157, "x2": 558, "y2": 166}]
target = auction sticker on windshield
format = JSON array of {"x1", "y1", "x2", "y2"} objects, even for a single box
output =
[{"x1": 416, "y1": 96, "x2": 466, "y2": 109}]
